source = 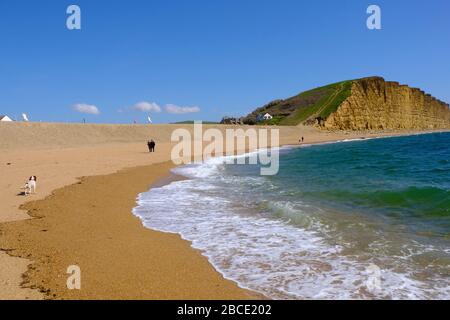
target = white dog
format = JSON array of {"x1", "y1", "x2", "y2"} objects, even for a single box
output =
[{"x1": 24, "y1": 176, "x2": 37, "y2": 195}]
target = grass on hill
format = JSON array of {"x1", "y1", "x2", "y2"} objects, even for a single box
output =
[
  {"x1": 243, "y1": 80, "x2": 353, "y2": 126},
  {"x1": 279, "y1": 80, "x2": 353, "y2": 125}
]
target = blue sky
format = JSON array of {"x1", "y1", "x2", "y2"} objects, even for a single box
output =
[{"x1": 0, "y1": 0, "x2": 449, "y2": 123}]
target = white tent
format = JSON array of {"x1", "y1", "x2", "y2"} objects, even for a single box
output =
[
  {"x1": 0, "y1": 115, "x2": 13, "y2": 122},
  {"x1": 263, "y1": 113, "x2": 273, "y2": 120}
]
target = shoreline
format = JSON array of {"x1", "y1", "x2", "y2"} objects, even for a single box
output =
[
  {"x1": 129, "y1": 129, "x2": 450, "y2": 299},
  {"x1": 0, "y1": 162, "x2": 262, "y2": 299},
  {"x1": 1, "y1": 126, "x2": 448, "y2": 299}
]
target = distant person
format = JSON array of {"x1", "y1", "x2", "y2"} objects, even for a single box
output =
[
  {"x1": 150, "y1": 140, "x2": 156, "y2": 152},
  {"x1": 299, "y1": 136, "x2": 304, "y2": 143},
  {"x1": 148, "y1": 140, "x2": 156, "y2": 153}
]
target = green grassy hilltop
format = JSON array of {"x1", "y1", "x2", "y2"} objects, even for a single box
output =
[{"x1": 243, "y1": 80, "x2": 353, "y2": 126}]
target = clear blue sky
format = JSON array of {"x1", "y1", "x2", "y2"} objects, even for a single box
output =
[{"x1": 0, "y1": 0, "x2": 449, "y2": 123}]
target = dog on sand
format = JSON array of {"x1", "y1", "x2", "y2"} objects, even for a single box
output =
[{"x1": 23, "y1": 176, "x2": 37, "y2": 195}]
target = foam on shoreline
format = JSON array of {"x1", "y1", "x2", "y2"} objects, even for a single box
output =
[{"x1": 133, "y1": 134, "x2": 450, "y2": 299}]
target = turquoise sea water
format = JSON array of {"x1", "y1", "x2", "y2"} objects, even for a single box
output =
[
  {"x1": 271, "y1": 133, "x2": 450, "y2": 237},
  {"x1": 134, "y1": 132, "x2": 450, "y2": 299}
]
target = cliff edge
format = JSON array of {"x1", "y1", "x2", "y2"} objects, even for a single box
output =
[
  {"x1": 323, "y1": 77, "x2": 450, "y2": 130},
  {"x1": 243, "y1": 77, "x2": 450, "y2": 130}
]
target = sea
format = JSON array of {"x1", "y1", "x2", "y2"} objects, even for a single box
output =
[{"x1": 133, "y1": 132, "x2": 450, "y2": 300}]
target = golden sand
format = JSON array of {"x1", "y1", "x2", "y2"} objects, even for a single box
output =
[{"x1": 1, "y1": 162, "x2": 263, "y2": 299}]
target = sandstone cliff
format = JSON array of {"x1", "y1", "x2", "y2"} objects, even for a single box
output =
[
  {"x1": 323, "y1": 77, "x2": 450, "y2": 130},
  {"x1": 242, "y1": 76, "x2": 450, "y2": 131}
]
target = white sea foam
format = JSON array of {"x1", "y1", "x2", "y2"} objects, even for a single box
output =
[{"x1": 133, "y1": 153, "x2": 450, "y2": 300}]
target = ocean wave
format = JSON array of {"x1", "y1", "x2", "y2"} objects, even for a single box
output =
[{"x1": 133, "y1": 152, "x2": 450, "y2": 299}]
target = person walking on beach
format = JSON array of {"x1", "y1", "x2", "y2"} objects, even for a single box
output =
[
  {"x1": 299, "y1": 136, "x2": 304, "y2": 143},
  {"x1": 148, "y1": 140, "x2": 156, "y2": 153},
  {"x1": 150, "y1": 140, "x2": 156, "y2": 152}
]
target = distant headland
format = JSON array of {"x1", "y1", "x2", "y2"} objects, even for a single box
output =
[{"x1": 225, "y1": 77, "x2": 450, "y2": 131}]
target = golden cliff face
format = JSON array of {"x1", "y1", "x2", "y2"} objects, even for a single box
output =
[{"x1": 323, "y1": 77, "x2": 450, "y2": 130}]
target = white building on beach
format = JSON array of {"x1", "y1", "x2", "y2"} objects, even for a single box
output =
[{"x1": 0, "y1": 115, "x2": 13, "y2": 122}]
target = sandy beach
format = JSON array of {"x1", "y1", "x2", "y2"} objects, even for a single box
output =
[{"x1": 0, "y1": 122, "x2": 440, "y2": 300}]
